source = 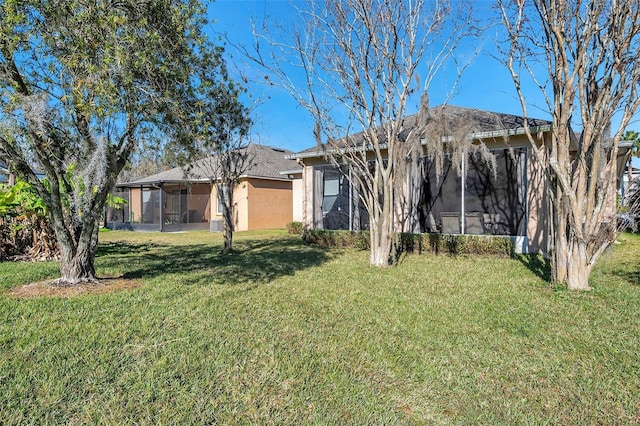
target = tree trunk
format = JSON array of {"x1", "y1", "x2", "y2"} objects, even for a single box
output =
[
  {"x1": 57, "y1": 231, "x2": 98, "y2": 284},
  {"x1": 222, "y1": 186, "x2": 234, "y2": 252},
  {"x1": 369, "y1": 216, "x2": 393, "y2": 267},
  {"x1": 551, "y1": 201, "x2": 593, "y2": 290},
  {"x1": 565, "y1": 238, "x2": 593, "y2": 290},
  {"x1": 368, "y1": 175, "x2": 394, "y2": 267},
  {"x1": 223, "y1": 216, "x2": 233, "y2": 252},
  {"x1": 551, "y1": 198, "x2": 569, "y2": 285}
]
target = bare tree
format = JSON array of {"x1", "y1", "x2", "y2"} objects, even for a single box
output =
[
  {"x1": 498, "y1": 0, "x2": 640, "y2": 289},
  {"x1": 243, "y1": 0, "x2": 478, "y2": 266}
]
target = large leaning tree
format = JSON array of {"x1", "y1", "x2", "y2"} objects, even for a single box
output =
[
  {"x1": 245, "y1": 0, "x2": 478, "y2": 267},
  {"x1": 498, "y1": 0, "x2": 640, "y2": 290},
  {"x1": 0, "y1": 0, "x2": 232, "y2": 284}
]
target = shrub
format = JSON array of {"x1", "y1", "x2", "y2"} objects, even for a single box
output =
[
  {"x1": 0, "y1": 182, "x2": 59, "y2": 261},
  {"x1": 305, "y1": 229, "x2": 514, "y2": 257},
  {"x1": 286, "y1": 221, "x2": 303, "y2": 235},
  {"x1": 303, "y1": 229, "x2": 370, "y2": 250}
]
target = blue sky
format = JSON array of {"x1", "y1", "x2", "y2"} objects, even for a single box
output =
[{"x1": 207, "y1": 0, "x2": 640, "y2": 167}]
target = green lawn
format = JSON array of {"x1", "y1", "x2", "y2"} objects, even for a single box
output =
[{"x1": 1, "y1": 229, "x2": 639, "y2": 424}]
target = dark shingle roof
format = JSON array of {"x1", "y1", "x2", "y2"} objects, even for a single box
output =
[
  {"x1": 121, "y1": 144, "x2": 301, "y2": 186},
  {"x1": 290, "y1": 105, "x2": 551, "y2": 158}
]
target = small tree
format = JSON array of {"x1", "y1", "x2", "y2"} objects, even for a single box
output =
[
  {"x1": 170, "y1": 59, "x2": 254, "y2": 253},
  {"x1": 498, "y1": 0, "x2": 640, "y2": 289},
  {"x1": 244, "y1": 0, "x2": 479, "y2": 266},
  {"x1": 0, "y1": 0, "x2": 229, "y2": 284}
]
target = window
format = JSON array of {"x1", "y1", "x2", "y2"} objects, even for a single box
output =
[
  {"x1": 322, "y1": 175, "x2": 340, "y2": 213},
  {"x1": 217, "y1": 185, "x2": 228, "y2": 215}
]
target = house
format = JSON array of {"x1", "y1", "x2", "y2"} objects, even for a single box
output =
[
  {"x1": 0, "y1": 161, "x2": 9, "y2": 184},
  {"x1": 0, "y1": 161, "x2": 45, "y2": 186},
  {"x1": 287, "y1": 105, "x2": 633, "y2": 254},
  {"x1": 107, "y1": 144, "x2": 302, "y2": 232},
  {"x1": 620, "y1": 166, "x2": 640, "y2": 205}
]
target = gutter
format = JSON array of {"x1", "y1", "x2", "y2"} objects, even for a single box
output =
[{"x1": 286, "y1": 124, "x2": 553, "y2": 160}]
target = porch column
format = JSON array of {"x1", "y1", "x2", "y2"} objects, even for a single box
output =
[{"x1": 159, "y1": 185, "x2": 165, "y2": 231}]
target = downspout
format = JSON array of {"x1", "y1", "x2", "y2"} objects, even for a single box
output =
[
  {"x1": 158, "y1": 182, "x2": 165, "y2": 232},
  {"x1": 296, "y1": 158, "x2": 308, "y2": 230}
]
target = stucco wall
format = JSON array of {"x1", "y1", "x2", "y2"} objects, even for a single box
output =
[
  {"x1": 210, "y1": 182, "x2": 249, "y2": 231},
  {"x1": 247, "y1": 178, "x2": 293, "y2": 230},
  {"x1": 130, "y1": 187, "x2": 142, "y2": 223},
  {"x1": 292, "y1": 177, "x2": 304, "y2": 223}
]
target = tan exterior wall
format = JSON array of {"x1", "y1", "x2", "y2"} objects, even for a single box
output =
[
  {"x1": 130, "y1": 187, "x2": 142, "y2": 223},
  {"x1": 235, "y1": 181, "x2": 250, "y2": 231},
  {"x1": 247, "y1": 178, "x2": 293, "y2": 230},
  {"x1": 292, "y1": 177, "x2": 304, "y2": 223},
  {"x1": 210, "y1": 180, "x2": 252, "y2": 231}
]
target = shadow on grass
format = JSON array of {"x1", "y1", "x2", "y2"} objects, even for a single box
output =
[
  {"x1": 611, "y1": 265, "x2": 640, "y2": 286},
  {"x1": 514, "y1": 254, "x2": 551, "y2": 283},
  {"x1": 96, "y1": 237, "x2": 330, "y2": 286}
]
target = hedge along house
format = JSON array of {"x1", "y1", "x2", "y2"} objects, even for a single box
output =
[
  {"x1": 107, "y1": 145, "x2": 301, "y2": 232},
  {"x1": 288, "y1": 105, "x2": 633, "y2": 254}
]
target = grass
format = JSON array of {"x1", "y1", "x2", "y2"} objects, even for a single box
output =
[{"x1": 1, "y1": 229, "x2": 639, "y2": 424}]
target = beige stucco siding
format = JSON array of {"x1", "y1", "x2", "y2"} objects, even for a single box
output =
[
  {"x1": 235, "y1": 181, "x2": 249, "y2": 231},
  {"x1": 302, "y1": 165, "x2": 314, "y2": 229},
  {"x1": 210, "y1": 178, "x2": 296, "y2": 232},
  {"x1": 247, "y1": 178, "x2": 293, "y2": 230},
  {"x1": 292, "y1": 177, "x2": 304, "y2": 222},
  {"x1": 210, "y1": 181, "x2": 249, "y2": 231},
  {"x1": 130, "y1": 187, "x2": 142, "y2": 223}
]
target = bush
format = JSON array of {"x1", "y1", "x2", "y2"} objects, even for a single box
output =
[
  {"x1": 303, "y1": 229, "x2": 370, "y2": 250},
  {"x1": 305, "y1": 229, "x2": 514, "y2": 257},
  {"x1": 423, "y1": 233, "x2": 514, "y2": 256},
  {"x1": 0, "y1": 182, "x2": 59, "y2": 261},
  {"x1": 286, "y1": 221, "x2": 303, "y2": 235}
]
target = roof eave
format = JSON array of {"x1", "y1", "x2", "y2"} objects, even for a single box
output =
[{"x1": 290, "y1": 124, "x2": 552, "y2": 160}]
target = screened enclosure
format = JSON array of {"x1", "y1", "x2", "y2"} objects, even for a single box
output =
[
  {"x1": 106, "y1": 184, "x2": 211, "y2": 231},
  {"x1": 313, "y1": 147, "x2": 528, "y2": 237},
  {"x1": 105, "y1": 189, "x2": 130, "y2": 224},
  {"x1": 313, "y1": 166, "x2": 369, "y2": 231}
]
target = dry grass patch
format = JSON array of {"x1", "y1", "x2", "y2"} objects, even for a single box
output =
[{"x1": 8, "y1": 275, "x2": 141, "y2": 298}]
